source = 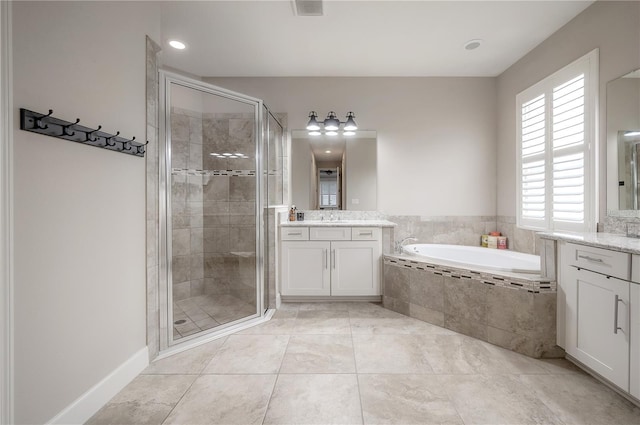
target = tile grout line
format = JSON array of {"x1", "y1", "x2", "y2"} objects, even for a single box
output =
[
  {"x1": 349, "y1": 308, "x2": 366, "y2": 425},
  {"x1": 260, "y1": 329, "x2": 292, "y2": 424},
  {"x1": 161, "y1": 333, "x2": 230, "y2": 424},
  {"x1": 159, "y1": 373, "x2": 200, "y2": 425}
]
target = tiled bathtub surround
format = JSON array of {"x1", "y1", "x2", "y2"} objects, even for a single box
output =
[
  {"x1": 387, "y1": 215, "x2": 497, "y2": 248},
  {"x1": 496, "y1": 215, "x2": 538, "y2": 255},
  {"x1": 604, "y1": 212, "x2": 640, "y2": 235},
  {"x1": 383, "y1": 257, "x2": 561, "y2": 358}
]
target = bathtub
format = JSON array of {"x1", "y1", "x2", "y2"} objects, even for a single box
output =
[{"x1": 402, "y1": 243, "x2": 540, "y2": 274}]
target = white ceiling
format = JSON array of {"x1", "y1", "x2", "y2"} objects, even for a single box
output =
[{"x1": 160, "y1": 0, "x2": 594, "y2": 77}]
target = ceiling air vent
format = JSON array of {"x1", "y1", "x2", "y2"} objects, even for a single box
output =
[{"x1": 293, "y1": 0, "x2": 324, "y2": 16}]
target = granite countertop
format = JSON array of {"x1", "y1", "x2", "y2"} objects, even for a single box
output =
[
  {"x1": 539, "y1": 231, "x2": 640, "y2": 255},
  {"x1": 280, "y1": 219, "x2": 397, "y2": 228}
]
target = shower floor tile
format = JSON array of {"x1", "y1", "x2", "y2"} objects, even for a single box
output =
[
  {"x1": 172, "y1": 293, "x2": 255, "y2": 339},
  {"x1": 89, "y1": 302, "x2": 640, "y2": 425}
]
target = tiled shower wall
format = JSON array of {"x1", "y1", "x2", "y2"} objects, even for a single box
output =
[
  {"x1": 145, "y1": 37, "x2": 161, "y2": 360},
  {"x1": 170, "y1": 108, "x2": 257, "y2": 306}
]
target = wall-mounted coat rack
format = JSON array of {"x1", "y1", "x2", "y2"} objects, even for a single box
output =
[{"x1": 20, "y1": 108, "x2": 148, "y2": 157}]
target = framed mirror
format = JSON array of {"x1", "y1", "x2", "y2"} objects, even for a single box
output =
[
  {"x1": 290, "y1": 130, "x2": 377, "y2": 210},
  {"x1": 607, "y1": 69, "x2": 640, "y2": 213}
]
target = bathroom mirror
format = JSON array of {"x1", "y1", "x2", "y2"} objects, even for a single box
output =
[
  {"x1": 290, "y1": 130, "x2": 377, "y2": 210},
  {"x1": 606, "y1": 69, "x2": 640, "y2": 213}
]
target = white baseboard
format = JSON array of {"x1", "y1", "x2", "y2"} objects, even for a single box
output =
[{"x1": 47, "y1": 346, "x2": 149, "y2": 425}]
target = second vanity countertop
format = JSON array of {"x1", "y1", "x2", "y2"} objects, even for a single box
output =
[
  {"x1": 540, "y1": 231, "x2": 640, "y2": 255},
  {"x1": 280, "y1": 219, "x2": 397, "y2": 228}
]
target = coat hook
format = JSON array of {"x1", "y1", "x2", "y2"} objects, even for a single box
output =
[
  {"x1": 35, "y1": 109, "x2": 53, "y2": 130},
  {"x1": 121, "y1": 136, "x2": 135, "y2": 151},
  {"x1": 61, "y1": 118, "x2": 80, "y2": 137},
  {"x1": 136, "y1": 140, "x2": 150, "y2": 155},
  {"x1": 105, "y1": 131, "x2": 120, "y2": 147},
  {"x1": 86, "y1": 125, "x2": 102, "y2": 142}
]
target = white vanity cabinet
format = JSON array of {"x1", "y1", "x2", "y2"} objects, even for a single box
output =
[
  {"x1": 559, "y1": 242, "x2": 632, "y2": 391},
  {"x1": 631, "y1": 255, "x2": 640, "y2": 399},
  {"x1": 280, "y1": 226, "x2": 381, "y2": 297}
]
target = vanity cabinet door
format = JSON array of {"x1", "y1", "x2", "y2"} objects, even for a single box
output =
[
  {"x1": 330, "y1": 241, "x2": 380, "y2": 296},
  {"x1": 281, "y1": 241, "x2": 331, "y2": 296},
  {"x1": 630, "y1": 281, "x2": 640, "y2": 399},
  {"x1": 565, "y1": 265, "x2": 630, "y2": 390}
]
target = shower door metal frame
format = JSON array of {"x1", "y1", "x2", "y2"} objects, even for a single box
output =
[{"x1": 158, "y1": 71, "x2": 266, "y2": 351}]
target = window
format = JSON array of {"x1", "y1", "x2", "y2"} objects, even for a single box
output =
[{"x1": 517, "y1": 49, "x2": 598, "y2": 232}]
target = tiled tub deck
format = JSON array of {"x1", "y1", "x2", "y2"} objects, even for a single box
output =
[{"x1": 383, "y1": 255, "x2": 563, "y2": 358}]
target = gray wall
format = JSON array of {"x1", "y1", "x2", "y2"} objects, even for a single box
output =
[
  {"x1": 207, "y1": 77, "x2": 498, "y2": 217},
  {"x1": 12, "y1": 2, "x2": 160, "y2": 423},
  {"x1": 345, "y1": 137, "x2": 377, "y2": 211},
  {"x1": 496, "y1": 0, "x2": 640, "y2": 222}
]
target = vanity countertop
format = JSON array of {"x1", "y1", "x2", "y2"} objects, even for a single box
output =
[
  {"x1": 280, "y1": 219, "x2": 397, "y2": 228},
  {"x1": 539, "y1": 231, "x2": 640, "y2": 255}
]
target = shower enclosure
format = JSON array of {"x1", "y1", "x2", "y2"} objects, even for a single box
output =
[{"x1": 159, "y1": 72, "x2": 284, "y2": 347}]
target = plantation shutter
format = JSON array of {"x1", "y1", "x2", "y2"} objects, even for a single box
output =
[
  {"x1": 516, "y1": 50, "x2": 597, "y2": 233},
  {"x1": 520, "y1": 94, "x2": 546, "y2": 227}
]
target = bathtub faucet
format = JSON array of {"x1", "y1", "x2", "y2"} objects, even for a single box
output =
[{"x1": 397, "y1": 237, "x2": 418, "y2": 254}]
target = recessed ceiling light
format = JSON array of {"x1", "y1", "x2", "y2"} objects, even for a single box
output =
[
  {"x1": 464, "y1": 39, "x2": 482, "y2": 51},
  {"x1": 169, "y1": 40, "x2": 186, "y2": 50},
  {"x1": 325, "y1": 150, "x2": 331, "y2": 154},
  {"x1": 222, "y1": 153, "x2": 232, "y2": 156}
]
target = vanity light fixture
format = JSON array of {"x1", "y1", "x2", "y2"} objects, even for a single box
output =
[
  {"x1": 625, "y1": 131, "x2": 640, "y2": 137},
  {"x1": 306, "y1": 111, "x2": 358, "y2": 135}
]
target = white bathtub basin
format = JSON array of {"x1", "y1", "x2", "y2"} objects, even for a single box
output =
[{"x1": 402, "y1": 243, "x2": 540, "y2": 274}]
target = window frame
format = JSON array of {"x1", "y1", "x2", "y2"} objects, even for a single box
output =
[{"x1": 516, "y1": 49, "x2": 599, "y2": 233}]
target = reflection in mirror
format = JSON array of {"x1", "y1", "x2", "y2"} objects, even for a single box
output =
[
  {"x1": 607, "y1": 69, "x2": 640, "y2": 212},
  {"x1": 618, "y1": 131, "x2": 640, "y2": 209},
  {"x1": 291, "y1": 130, "x2": 377, "y2": 210}
]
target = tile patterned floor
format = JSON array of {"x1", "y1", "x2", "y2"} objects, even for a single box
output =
[{"x1": 87, "y1": 302, "x2": 640, "y2": 425}]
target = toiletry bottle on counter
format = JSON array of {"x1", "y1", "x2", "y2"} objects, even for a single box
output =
[
  {"x1": 481, "y1": 235, "x2": 489, "y2": 247},
  {"x1": 289, "y1": 206, "x2": 296, "y2": 221},
  {"x1": 487, "y1": 236, "x2": 498, "y2": 249},
  {"x1": 497, "y1": 236, "x2": 507, "y2": 249}
]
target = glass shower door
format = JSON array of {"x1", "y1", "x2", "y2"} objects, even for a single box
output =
[{"x1": 162, "y1": 74, "x2": 263, "y2": 344}]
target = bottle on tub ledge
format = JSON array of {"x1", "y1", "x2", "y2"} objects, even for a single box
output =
[
  {"x1": 289, "y1": 205, "x2": 296, "y2": 222},
  {"x1": 481, "y1": 231, "x2": 507, "y2": 249}
]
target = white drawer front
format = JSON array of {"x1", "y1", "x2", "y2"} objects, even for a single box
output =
[
  {"x1": 281, "y1": 227, "x2": 310, "y2": 241},
  {"x1": 567, "y1": 243, "x2": 630, "y2": 280},
  {"x1": 310, "y1": 227, "x2": 352, "y2": 241},
  {"x1": 351, "y1": 227, "x2": 381, "y2": 241}
]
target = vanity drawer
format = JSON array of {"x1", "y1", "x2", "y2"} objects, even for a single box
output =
[
  {"x1": 567, "y1": 243, "x2": 630, "y2": 280},
  {"x1": 351, "y1": 227, "x2": 381, "y2": 241},
  {"x1": 281, "y1": 227, "x2": 310, "y2": 241},
  {"x1": 310, "y1": 227, "x2": 352, "y2": 241}
]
